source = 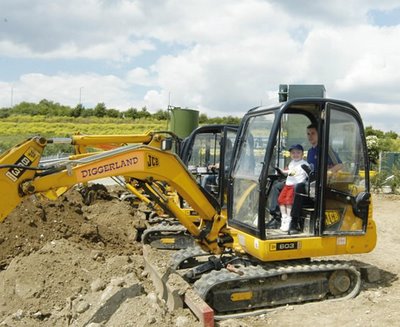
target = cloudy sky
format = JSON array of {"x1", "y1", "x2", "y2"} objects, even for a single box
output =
[{"x1": 1, "y1": 1, "x2": 400, "y2": 132}]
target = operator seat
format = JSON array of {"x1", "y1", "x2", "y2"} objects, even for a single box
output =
[{"x1": 294, "y1": 164, "x2": 316, "y2": 233}]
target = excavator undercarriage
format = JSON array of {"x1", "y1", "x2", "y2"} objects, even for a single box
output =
[
  {"x1": 167, "y1": 245, "x2": 361, "y2": 317},
  {"x1": 193, "y1": 259, "x2": 361, "y2": 316}
]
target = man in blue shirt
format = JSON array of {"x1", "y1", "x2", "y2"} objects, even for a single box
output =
[{"x1": 306, "y1": 124, "x2": 342, "y2": 173}]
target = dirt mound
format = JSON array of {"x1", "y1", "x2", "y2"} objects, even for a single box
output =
[
  {"x1": 0, "y1": 187, "x2": 141, "y2": 269},
  {"x1": 0, "y1": 186, "x2": 199, "y2": 327}
]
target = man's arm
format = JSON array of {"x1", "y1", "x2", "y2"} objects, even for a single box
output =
[{"x1": 328, "y1": 147, "x2": 343, "y2": 173}]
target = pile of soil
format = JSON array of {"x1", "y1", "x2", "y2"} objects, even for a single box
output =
[
  {"x1": 0, "y1": 185, "x2": 200, "y2": 327},
  {"x1": 0, "y1": 187, "x2": 399, "y2": 326},
  {"x1": 0, "y1": 187, "x2": 140, "y2": 268}
]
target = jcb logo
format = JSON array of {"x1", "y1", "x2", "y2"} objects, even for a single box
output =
[
  {"x1": 5, "y1": 147, "x2": 39, "y2": 182},
  {"x1": 25, "y1": 148, "x2": 40, "y2": 161},
  {"x1": 325, "y1": 210, "x2": 340, "y2": 226},
  {"x1": 147, "y1": 155, "x2": 159, "y2": 168}
]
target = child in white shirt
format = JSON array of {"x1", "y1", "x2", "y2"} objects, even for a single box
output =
[{"x1": 278, "y1": 144, "x2": 310, "y2": 232}]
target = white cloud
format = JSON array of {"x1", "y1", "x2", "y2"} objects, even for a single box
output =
[
  {"x1": 126, "y1": 67, "x2": 155, "y2": 86},
  {"x1": 355, "y1": 102, "x2": 400, "y2": 132},
  {"x1": 0, "y1": 39, "x2": 155, "y2": 61},
  {"x1": 143, "y1": 89, "x2": 168, "y2": 111},
  {"x1": 0, "y1": 40, "x2": 33, "y2": 57},
  {"x1": 1, "y1": 1, "x2": 400, "y2": 132},
  {"x1": 3, "y1": 73, "x2": 135, "y2": 109}
]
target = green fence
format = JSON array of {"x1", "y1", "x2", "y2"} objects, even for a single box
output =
[{"x1": 380, "y1": 152, "x2": 400, "y2": 173}]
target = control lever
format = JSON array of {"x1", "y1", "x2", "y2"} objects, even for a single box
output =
[
  {"x1": 301, "y1": 164, "x2": 312, "y2": 176},
  {"x1": 274, "y1": 166, "x2": 286, "y2": 177}
]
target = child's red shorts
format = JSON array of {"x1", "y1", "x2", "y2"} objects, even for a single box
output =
[{"x1": 278, "y1": 185, "x2": 295, "y2": 205}]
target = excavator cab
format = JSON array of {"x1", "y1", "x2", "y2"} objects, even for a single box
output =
[
  {"x1": 228, "y1": 97, "x2": 375, "y2": 261},
  {"x1": 181, "y1": 125, "x2": 238, "y2": 208}
]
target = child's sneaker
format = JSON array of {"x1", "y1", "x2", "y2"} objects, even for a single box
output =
[{"x1": 280, "y1": 216, "x2": 292, "y2": 232}]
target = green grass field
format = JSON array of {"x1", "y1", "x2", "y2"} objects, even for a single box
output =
[{"x1": 0, "y1": 115, "x2": 167, "y2": 154}]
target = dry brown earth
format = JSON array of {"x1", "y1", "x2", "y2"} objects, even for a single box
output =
[{"x1": 0, "y1": 188, "x2": 398, "y2": 326}]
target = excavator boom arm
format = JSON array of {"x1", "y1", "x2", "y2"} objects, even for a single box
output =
[{"x1": 1, "y1": 139, "x2": 228, "y2": 253}]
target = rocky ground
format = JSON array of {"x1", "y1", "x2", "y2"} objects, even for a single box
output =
[{"x1": 0, "y1": 187, "x2": 398, "y2": 326}]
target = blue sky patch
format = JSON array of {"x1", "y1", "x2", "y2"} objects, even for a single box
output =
[{"x1": 368, "y1": 7, "x2": 400, "y2": 26}]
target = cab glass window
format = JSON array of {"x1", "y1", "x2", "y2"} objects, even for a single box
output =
[
  {"x1": 187, "y1": 133, "x2": 221, "y2": 173},
  {"x1": 323, "y1": 107, "x2": 367, "y2": 234},
  {"x1": 231, "y1": 114, "x2": 274, "y2": 227}
]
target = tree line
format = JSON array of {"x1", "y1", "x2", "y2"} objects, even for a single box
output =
[
  {"x1": 0, "y1": 99, "x2": 241, "y2": 124},
  {"x1": 1, "y1": 99, "x2": 399, "y2": 163}
]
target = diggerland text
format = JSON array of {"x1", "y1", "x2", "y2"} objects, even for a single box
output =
[{"x1": 80, "y1": 156, "x2": 139, "y2": 179}]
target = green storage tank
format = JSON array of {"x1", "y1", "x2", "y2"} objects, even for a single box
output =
[{"x1": 168, "y1": 107, "x2": 199, "y2": 139}]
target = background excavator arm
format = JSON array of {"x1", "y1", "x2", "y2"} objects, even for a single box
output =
[
  {"x1": 0, "y1": 138, "x2": 229, "y2": 253},
  {"x1": 0, "y1": 136, "x2": 47, "y2": 222}
]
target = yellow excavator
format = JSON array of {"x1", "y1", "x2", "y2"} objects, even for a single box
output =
[
  {"x1": 0, "y1": 87, "x2": 376, "y2": 315},
  {"x1": 141, "y1": 124, "x2": 238, "y2": 248},
  {"x1": 47, "y1": 125, "x2": 238, "y2": 249}
]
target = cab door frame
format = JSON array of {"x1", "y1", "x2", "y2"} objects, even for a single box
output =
[{"x1": 319, "y1": 102, "x2": 371, "y2": 236}]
